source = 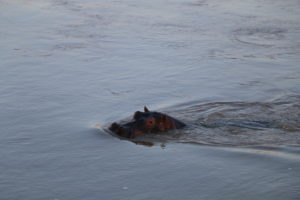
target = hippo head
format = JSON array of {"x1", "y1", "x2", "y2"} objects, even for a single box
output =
[
  {"x1": 109, "y1": 106, "x2": 185, "y2": 138},
  {"x1": 133, "y1": 106, "x2": 177, "y2": 132}
]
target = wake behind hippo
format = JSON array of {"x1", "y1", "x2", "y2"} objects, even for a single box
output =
[{"x1": 109, "y1": 106, "x2": 186, "y2": 138}]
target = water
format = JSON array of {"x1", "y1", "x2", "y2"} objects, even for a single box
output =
[{"x1": 0, "y1": 0, "x2": 300, "y2": 199}]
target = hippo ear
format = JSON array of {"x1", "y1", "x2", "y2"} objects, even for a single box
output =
[{"x1": 144, "y1": 106, "x2": 150, "y2": 112}]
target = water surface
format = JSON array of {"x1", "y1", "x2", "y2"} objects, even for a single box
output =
[{"x1": 0, "y1": 0, "x2": 300, "y2": 199}]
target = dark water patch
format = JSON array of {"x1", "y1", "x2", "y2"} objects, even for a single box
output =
[
  {"x1": 1, "y1": 137, "x2": 33, "y2": 146},
  {"x1": 185, "y1": 0, "x2": 210, "y2": 7},
  {"x1": 52, "y1": 0, "x2": 83, "y2": 12},
  {"x1": 52, "y1": 43, "x2": 86, "y2": 51}
]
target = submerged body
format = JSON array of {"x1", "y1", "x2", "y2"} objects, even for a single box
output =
[{"x1": 109, "y1": 107, "x2": 186, "y2": 138}]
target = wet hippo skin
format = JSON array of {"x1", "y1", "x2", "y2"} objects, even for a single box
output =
[{"x1": 109, "y1": 107, "x2": 186, "y2": 138}]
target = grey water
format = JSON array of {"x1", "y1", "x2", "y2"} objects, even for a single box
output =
[{"x1": 1, "y1": 0, "x2": 300, "y2": 199}]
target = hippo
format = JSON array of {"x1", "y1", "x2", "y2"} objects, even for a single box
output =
[{"x1": 109, "y1": 106, "x2": 186, "y2": 139}]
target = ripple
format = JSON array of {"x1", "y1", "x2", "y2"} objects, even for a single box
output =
[{"x1": 233, "y1": 27, "x2": 287, "y2": 47}]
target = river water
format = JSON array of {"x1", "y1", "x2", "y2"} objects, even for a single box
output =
[{"x1": 1, "y1": 0, "x2": 300, "y2": 199}]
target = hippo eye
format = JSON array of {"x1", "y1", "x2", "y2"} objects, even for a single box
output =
[{"x1": 148, "y1": 118, "x2": 155, "y2": 125}]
